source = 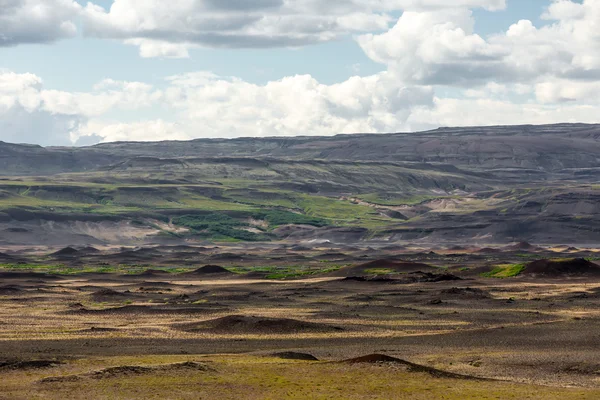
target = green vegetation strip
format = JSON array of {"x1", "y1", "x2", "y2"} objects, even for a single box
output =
[{"x1": 0, "y1": 264, "x2": 188, "y2": 276}]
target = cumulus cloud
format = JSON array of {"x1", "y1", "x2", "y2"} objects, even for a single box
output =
[
  {"x1": 0, "y1": 71, "x2": 80, "y2": 145},
  {"x1": 42, "y1": 79, "x2": 163, "y2": 117},
  {"x1": 80, "y1": 0, "x2": 505, "y2": 57},
  {"x1": 0, "y1": 70, "x2": 163, "y2": 145},
  {"x1": 75, "y1": 120, "x2": 190, "y2": 143},
  {"x1": 162, "y1": 71, "x2": 433, "y2": 137},
  {"x1": 0, "y1": 0, "x2": 81, "y2": 46},
  {"x1": 0, "y1": 68, "x2": 435, "y2": 144},
  {"x1": 409, "y1": 97, "x2": 600, "y2": 130},
  {"x1": 358, "y1": 0, "x2": 600, "y2": 89}
]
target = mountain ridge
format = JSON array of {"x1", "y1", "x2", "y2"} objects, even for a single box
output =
[{"x1": 0, "y1": 123, "x2": 598, "y2": 246}]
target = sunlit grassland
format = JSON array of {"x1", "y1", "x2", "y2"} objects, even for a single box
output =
[
  {"x1": 1, "y1": 355, "x2": 598, "y2": 400},
  {"x1": 482, "y1": 264, "x2": 526, "y2": 278}
]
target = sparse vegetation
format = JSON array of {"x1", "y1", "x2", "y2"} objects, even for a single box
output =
[
  {"x1": 251, "y1": 210, "x2": 328, "y2": 228},
  {"x1": 363, "y1": 268, "x2": 397, "y2": 275},
  {"x1": 227, "y1": 265, "x2": 342, "y2": 280},
  {"x1": 482, "y1": 263, "x2": 526, "y2": 278}
]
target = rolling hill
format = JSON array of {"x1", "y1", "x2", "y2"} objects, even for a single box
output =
[{"x1": 0, "y1": 123, "x2": 598, "y2": 246}]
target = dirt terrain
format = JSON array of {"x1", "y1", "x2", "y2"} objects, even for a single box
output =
[{"x1": 1, "y1": 243, "x2": 600, "y2": 399}]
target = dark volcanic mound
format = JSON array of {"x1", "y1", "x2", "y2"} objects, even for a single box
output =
[
  {"x1": 184, "y1": 265, "x2": 233, "y2": 275},
  {"x1": 175, "y1": 315, "x2": 343, "y2": 334},
  {"x1": 135, "y1": 269, "x2": 172, "y2": 277},
  {"x1": 332, "y1": 259, "x2": 436, "y2": 277},
  {"x1": 92, "y1": 288, "x2": 129, "y2": 297},
  {"x1": 270, "y1": 352, "x2": 319, "y2": 361},
  {"x1": 51, "y1": 247, "x2": 80, "y2": 256},
  {"x1": 522, "y1": 258, "x2": 600, "y2": 277},
  {"x1": 344, "y1": 354, "x2": 406, "y2": 364},
  {"x1": 342, "y1": 354, "x2": 481, "y2": 380},
  {"x1": 504, "y1": 242, "x2": 541, "y2": 252}
]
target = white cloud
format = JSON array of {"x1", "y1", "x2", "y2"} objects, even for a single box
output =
[
  {"x1": 358, "y1": 8, "x2": 501, "y2": 86},
  {"x1": 0, "y1": 71, "x2": 163, "y2": 145},
  {"x1": 0, "y1": 0, "x2": 81, "y2": 46},
  {"x1": 162, "y1": 71, "x2": 433, "y2": 137},
  {"x1": 0, "y1": 68, "x2": 435, "y2": 144},
  {"x1": 409, "y1": 97, "x2": 600, "y2": 130},
  {"x1": 80, "y1": 0, "x2": 505, "y2": 57},
  {"x1": 75, "y1": 120, "x2": 189, "y2": 143},
  {"x1": 42, "y1": 79, "x2": 162, "y2": 116},
  {"x1": 535, "y1": 79, "x2": 600, "y2": 104},
  {"x1": 0, "y1": 71, "x2": 81, "y2": 145},
  {"x1": 358, "y1": 0, "x2": 600, "y2": 91},
  {"x1": 124, "y1": 39, "x2": 194, "y2": 58}
]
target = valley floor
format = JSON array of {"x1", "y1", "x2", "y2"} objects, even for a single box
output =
[{"x1": 1, "y1": 244, "x2": 600, "y2": 399}]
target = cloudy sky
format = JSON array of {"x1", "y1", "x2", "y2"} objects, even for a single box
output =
[{"x1": 1, "y1": 0, "x2": 599, "y2": 145}]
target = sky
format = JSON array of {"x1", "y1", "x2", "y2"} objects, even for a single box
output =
[{"x1": 1, "y1": 0, "x2": 599, "y2": 146}]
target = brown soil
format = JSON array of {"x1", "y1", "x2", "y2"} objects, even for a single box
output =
[
  {"x1": 0, "y1": 360, "x2": 62, "y2": 371},
  {"x1": 0, "y1": 285, "x2": 24, "y2": 295},
  {"x1": 68, "y1": 305, "x2": 225, "y2": 315},
  {"x1": 440, "y1": 287, "x2": 490, "y2": 299}
]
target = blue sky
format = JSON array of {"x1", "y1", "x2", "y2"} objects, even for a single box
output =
[{"x1": 1, "y1": 0, "x2": 599, "y2": 145}]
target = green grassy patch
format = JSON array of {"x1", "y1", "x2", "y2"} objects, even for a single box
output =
[
  {"x1": 481, "y1": 263, "x2": 526, "y2": 278},
  {"x1": 251, "y1": 210, "x2": 327, "y2": 228},
  {"x1": 0, "y1": 264, "x2": 189, "y2": 276},
  {"x1": 363, "y1": 268, "x2": 397, "y2": 275},
  {"x1": 172, "y1": 214, "x2": 267, "y2": 241},
  {"x1": 228, "y1": 265, "x2": 343, "y2": 280}
]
